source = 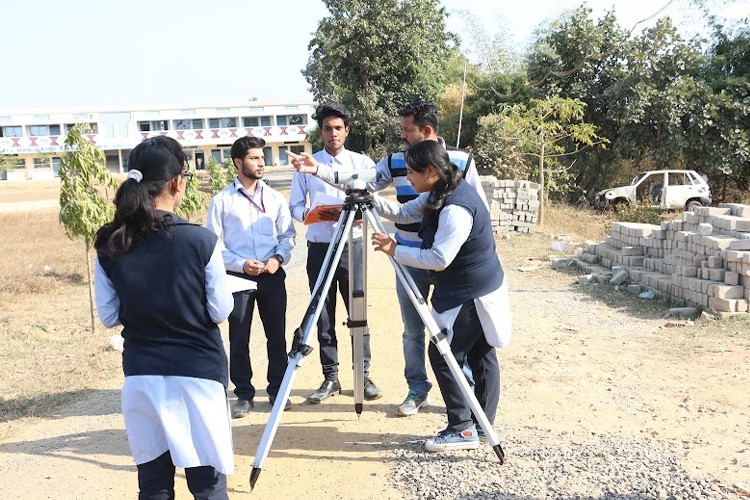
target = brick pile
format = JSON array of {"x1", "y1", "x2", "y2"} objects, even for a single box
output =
[
  {"x1": 480, "y1": 176, "x2": 540, "y2": 235},
  {"x1": 580, "y1": 203, "x2": 750, "y2": 315}
]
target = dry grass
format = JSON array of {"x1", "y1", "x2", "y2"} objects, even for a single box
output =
[{"x1": 0, "y1": 208, "x2": 122, "y2": 424}]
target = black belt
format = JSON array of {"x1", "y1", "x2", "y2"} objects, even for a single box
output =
[{"x1": 307, "y1": 239, "x2": 362, "y2": 248}]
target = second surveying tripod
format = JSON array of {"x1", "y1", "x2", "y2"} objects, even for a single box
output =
[{"x1": 249, "y1": 189, "x2": 505, "y2": 490}]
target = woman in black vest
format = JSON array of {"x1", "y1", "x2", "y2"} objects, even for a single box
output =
[
  {"x1": 372, "y1": 140, "x2": 511, "y2": 452},
  {"x1": 94, "y1": 136, "x2": 234, "y2": 499}
]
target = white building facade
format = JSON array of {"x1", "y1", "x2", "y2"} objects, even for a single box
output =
[{"x1": 0, "y1": 100, "x2": 316, "y2": 181}]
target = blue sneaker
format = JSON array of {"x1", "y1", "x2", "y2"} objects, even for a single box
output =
[{"x1": 424, "y1": 426, "x2": 480, "y2": 452}]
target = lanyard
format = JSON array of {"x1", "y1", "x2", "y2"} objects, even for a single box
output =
[{"x1": 238, "y1": 187, "x2": 265, "y2": 213}]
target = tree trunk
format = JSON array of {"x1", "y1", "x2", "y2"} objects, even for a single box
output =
[
  {"x1": 85, "y1": 242, "x2": 96, "y2": 335},
  {"x1": 538, "y1": 142, "x2": 545, "y2": 227}
]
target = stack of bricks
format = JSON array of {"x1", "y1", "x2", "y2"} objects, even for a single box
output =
[
  {"x1": 479, "y1": 176, "x2": 540, "y2": 235},
  {"x1": 579, "y1": 203, "x2": 750, "y2": 315}
]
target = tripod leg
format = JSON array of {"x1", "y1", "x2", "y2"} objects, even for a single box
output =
[
  {"x1": 250, "y1": 209, "x2": 359, "y2": 489},
  {"x1": 349, "y1": 215, "x2": 367, "y2": 415},
  {"x1": 365, "y1": 209, "x2": 505, "y2": 464}
]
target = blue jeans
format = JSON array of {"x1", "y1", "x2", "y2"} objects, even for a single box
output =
[
  {"x1": 395, "y1": 266, "x2": 433, "y2": 396},
  {"x1": 396, "y1": 265, "x2": 475, "y2": 396}
]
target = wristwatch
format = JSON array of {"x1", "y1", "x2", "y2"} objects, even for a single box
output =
[{"x1": 272, "y1": 254, "x2": 284, "y2": 264}]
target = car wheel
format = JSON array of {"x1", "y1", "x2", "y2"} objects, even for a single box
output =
[{"x1": 685, "y1": 200, "x2": 702, "y2": 211}]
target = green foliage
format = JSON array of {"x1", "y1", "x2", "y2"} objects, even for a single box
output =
[
  {"x1": 58, "y1": 124, "x2": 117, "y2": 249},
  {"x1": 472, "y1": 97, "x2": 605, "y2": 225},
  {"x1": 613, "y1": 204, "x2": 670, "y2": 226},
  {"x1": 304, "y1": 0, "x2": 457, "y2": 151},
  {"x1": 58, "y1": 123, "x2": 118, "y2": 334},
  {"x1": 206, "y1": 156, "x2": 236, "y2": 197},
  {"x1": 175, "y1": 169, "x2": 203, "y2": 220}
]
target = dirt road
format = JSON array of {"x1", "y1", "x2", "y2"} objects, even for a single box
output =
[{"x1": 1, "y1": 231, "x2": 748, "y2": 499}]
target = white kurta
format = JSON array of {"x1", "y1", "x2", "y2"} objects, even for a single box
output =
[
  {"x1": 373, "y1": 195, "x2": 512, "y2": 347},
  {"x1": 122, "y1": 375, "x2": 235, "y2": 474}
]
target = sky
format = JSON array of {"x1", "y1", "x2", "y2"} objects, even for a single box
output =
[{"x1": 0, "y1": 0, "x2": 746, "y2": 110}]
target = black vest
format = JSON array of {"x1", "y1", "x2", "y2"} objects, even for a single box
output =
[
  {"x1": 419, "y1": 181, "x2": 504, "y2": 313},
  {"x1": 98, "y1": 212, "x2": 228, "y2": 386}
]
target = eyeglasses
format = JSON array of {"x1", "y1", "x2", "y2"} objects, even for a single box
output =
[{"x1": 180, "y1": 172, "x2": 194, "y2": 182}]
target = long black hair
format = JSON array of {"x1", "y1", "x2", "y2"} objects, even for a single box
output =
[
  {"x1": 404, "y1": 140, "x2": 463, "y2": 227},
  {"x1": 94, "y1": 136, "x2": 188, "y2": 257}
]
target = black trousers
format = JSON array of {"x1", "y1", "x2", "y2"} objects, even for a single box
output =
[
  {"x1": 306, "y1": 240, "x2": 371, "y2": 381},
  {"x1": 428, "y1": 299, "x2": 500, "y2": 432},
  {"x1": 137, "y1": 451, "x2": 227, "y2": 500},
  {"x1": 228, "y1": 268, "x2": 287, "y2": 400}
]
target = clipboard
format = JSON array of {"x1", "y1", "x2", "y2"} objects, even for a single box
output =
[
  {"x1": 303, "y1": 192, "x2": 345, "y2": 224},
  {"x1": 304, "y1": 204, "x2": 344, "y2": 224}
]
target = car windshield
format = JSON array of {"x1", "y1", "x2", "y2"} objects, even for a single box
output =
[{"x1": 631, "y1": 172, "x2": 648, "y2": 185}]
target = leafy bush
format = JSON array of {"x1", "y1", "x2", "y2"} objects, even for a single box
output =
[{"x1": 614, "y1": 204, "x2": 670, "y2": 226}]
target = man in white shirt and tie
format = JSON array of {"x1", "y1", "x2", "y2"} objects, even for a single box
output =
[{"x1": 289, "y1": 104, "x2": 382, "y2": 403}]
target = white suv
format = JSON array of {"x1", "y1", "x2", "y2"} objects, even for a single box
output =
[{"x1": 593, "y1": 170, "x2": 712, "y2": 211}]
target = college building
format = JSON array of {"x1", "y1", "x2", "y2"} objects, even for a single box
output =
[{"x1": 0, "y1": 99, "x2": 316, "y2": 181}]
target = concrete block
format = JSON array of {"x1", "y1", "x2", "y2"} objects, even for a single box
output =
[
  {"x1": 627, "y1": 284, "x2": 642, "y2": 294},
  {"x1": 712, "y1": 284, "x2": 745, "y2": 300},
  {"x1": 610, "y1": 269, "x2": 629, "y2": 286},
  {"x1": 725, "y1": 271, "x2": 740, "y2": 286}
]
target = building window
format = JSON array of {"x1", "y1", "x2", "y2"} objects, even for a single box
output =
[
  {"x1": 138, "y1": 121, "x2": 150, "y2": 132},
  {"x1": 277, "y1": 114, "x2": 305, "y2": 126},
  {"x1": 243, "y1": 116, "x2": 271, "y2": 127},
  {"x1": 278, "y1": 146, "x2": 289, "y2": 165},
  {"x1": 10, "y1": 157, "x2": 26, "y2": 169},
  {"x1": 192, "y1": 119, "x2": 204, "y2": 129},
  {"x1": 33, "y1": 157, "x2": 50, "y2": 169},
  {"x1": 29, "y1": 125, "x2": 61, "y2": 136},
  {"x1": 263, "y1": 147, "x2": 272, "y2": 165},
  {"x1": 290, "y1": 145, "x2": 305, "y2": 155},
  {"x1": 174, "y1": 119, "x2": 192, "y2": 130},
  {"x1": 208, "y1": 117, "x2": 237, "y2": 129},
  {"x1": 151, "y1": 120, "x2": 169, "y2": 131},
  {"x1": 1, "y1": 126, "x2": 23, "y2": 137}
]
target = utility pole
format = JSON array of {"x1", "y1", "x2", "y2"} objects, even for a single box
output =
[{"x1": 456, "y1": 60, "x2": 467, "y2": 148}]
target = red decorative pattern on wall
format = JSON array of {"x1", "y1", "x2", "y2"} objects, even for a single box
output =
[
  {"x1": 280, "y1": 126, "x2": 288, "y2": 135},
  {"x1": 229, "y1": 128, "x2": 237, "y2": 137},
  {"x1": 194, "y1": 130, "x2": 203, "y2": 139},
  {"x1": 211, "y1": 129, "x2": 220, "y2": 138},
  {"x1": 29, "y1": 137, "x2": 38, "y2": 146},
  {"x1": 176, "y1": 131, "x2": 185, "y2": 140},
  {"x1": 245, "y1": 128, "x2": 255, "y2": 137},
  {"x1": 50, "y1": 136, "x2": 59, "y2": 146},
  {"x1": 263, "y1": 127, "x2": 271, "y2": 136}
]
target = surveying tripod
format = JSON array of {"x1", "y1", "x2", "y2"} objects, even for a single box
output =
[{"x1": 249, "y1": 188, "x2": 505, "y2": 490}]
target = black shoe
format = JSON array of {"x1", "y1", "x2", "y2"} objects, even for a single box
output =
[
  {"x1": 364, "y1": 378, "x2": 383, "y2": 401},
  {"x1": 307, "y1": 379, "x2": 341, "y2": 404},
  {"x1": 232, "y1": 398, "x2": 253, "y2": 418},
  {"x1": 269, "y1": 394, "x2": 292, "y2": 411}
]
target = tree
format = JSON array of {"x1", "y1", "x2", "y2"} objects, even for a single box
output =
[
  {"x1": 206, "y1": 156, "x2": 236, "y2": 197},
  {"x1": 474, "y1": 98, "x2": 605, "y2": 226},
  {"x1": 175, "y1": 169, "x2": 203, "y2": 220},
  {"x1": 58, "y1": 124, "x2": 118, "y2": 334},
  {"x1": 303, "y1": 0, "x2": 457, "y2": 152}
]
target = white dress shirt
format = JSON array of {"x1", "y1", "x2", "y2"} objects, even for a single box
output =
[
  {"x1": 206, "y1": 178, "x2": 296, "y2": 273},
  {"x1": 289, "y1": 148, "x2": 375, "y2": 243}
]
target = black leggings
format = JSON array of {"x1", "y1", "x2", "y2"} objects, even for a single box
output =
[{"x1": 137, "y1": 451, "x2": 228, "y2": 500}]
